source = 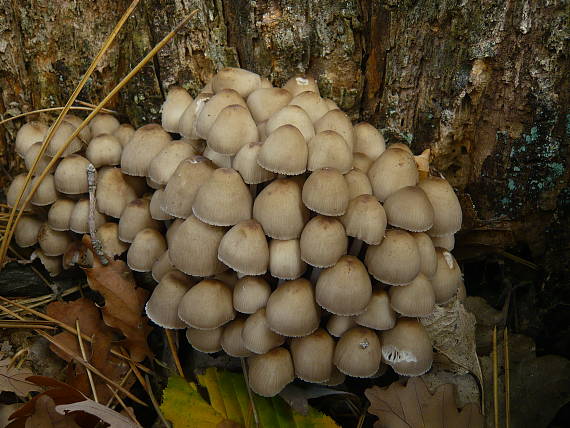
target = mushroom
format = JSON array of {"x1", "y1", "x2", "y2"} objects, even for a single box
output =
[
  {"x1": 149, "y1": 189, "x2": 173, "y2": 221},
  {"x1": 389, "y1": 273, "x2": 436, "y2": 317},
  {"x1": 283, "y1": 75, "x2": 320, "y2": 97},
  {"x1": 368, "y1": 148, "x2": 418, "y2": 202},
  {"x1": 14, "y1": 215, "x2": 43, "y2": 248},
  {"x1": 151, "y1": 251, "x2": 175, "y2": 282},
  {"x1": 355, "y1": 288, "x2": 397, "y2": 331},
  {"x1": 340, "y1": 194, "x2": 387, "y2": 246},
  {"x1": 352, "y1": 152, "x2": 373, "y2": 173},
  {"x1": 69, "y1": 199, "x2": 107, "y2": 234},
  {"x1": 314, "y1": 109, "x2": 355, "y2": 150},
  {"x1": 431, "y1": 249, "x2": 462, "y2": 304},
  {"x1": 145, "y1": 271, "x2": 194, "y2": 329},
  {"x1": 194, "y1": 89, "x2": 246, "y2": 139},
  {"x1": 31, "y1": 249, "x2": 62, "y2": 277},
  {"x1": 48, "y1": 198, "x2": 76, "y2": 231},
  {"x1": 353, "y1": 122, "x2": 385, "y2": 160},
  {"x1": 247, "y1": 347, "x2": 295, "y2": 397},
  {"x1": 333, "y1": 327, "x2": 382, "y2": 378},
  {"x1": 161, "y1": 86, "x2": 193, "y2": 133},
  {"x1": 95, "y1": 222, "x2": 129, "y2": 258},
  {"x1": 383, "y1": 186, "x2": 435, "y2": 232},
  {"x1": 89, "y1": 114, "x2": 120, "y2": 137},
  {"x1": 147, "y1": 140, "x2": 197, "y2": 186},
  {"x1": 37, "y1": 223, "x2": 73, "y2": 256},
  {"x1": 202, "y1": 146, "x2": 233, "y2": 168},
  {"x1": 412, "y1": 232, "x2": 438, "y2": 278},
  {"x1": 326, "y1": 314, "x2": 357, "y2": 338},
  {"x1": 45, "y1": 121, "x2": 83, "y2": 157},
  {"x1": 24, "y1": 142, "x2": 56, "y2": 176},
  {"x1": 178, "y1": 92, "x2": 213, "y2": 139},
  {"x1": 211, "y1": 67, "x2": 261, "y2": 98},
  {"x1": 126, "y1": 228, "x2": 167, "y2": 272},
  {"x1": 247, "y1": 88, "x2": 292, "y2": 123},
  {"x1": 207, "y1": 105, "x2": 258, "y2": 155},
  {"x1": 232, "y1": 276, "x2": 272, "y2": 314},
  {"x1": 15, "y1": 121, "x2": 48, "y2": 158},
  {"x1": 31, "y1": 174, "x2": 58, "y2": 206},
  {"x1": 120, "y1": 124, "x2": 172, "y2": 176},
  {"x1": 417, "y1": 176, "x2": 462, "y2": 236},
  {"x1": 113, "y1": 123, "x2": 135, "y2": 147},
  {"x1": 85, "y1": 133, "x2": 122, "y2": 168},
  {"x1": 218, "y1": 219, "x2": 269, "y2": 275},
  {"x1": 290, "y1": 328, "x2": 335, "y2": 383},
  {"x1": 300, "y1": 216, "x2": 347, "y2": 268},
  {"x1": 302, "y1": 168, "x2": 349, "y2": 216},
  {"x1": 177, "y1": 279, "x2": 235, "y2": 330},
  {"x1": 54, "y1": 154, "x2": 90, "y2": 194},
  {"x1": 6, "y1": 174, "x2": 32, "y2": 211},
  {"x1": 186, "y1": 327, "x2": 224, "y2": 353},
  {"x1": 118, "y1": 198, "x2": 161, "y2": 243},
  {"x1": 242, "y1": 308, "x2": 285, "y2": 354},
  {"x1": 431, "y1": 233, "x2": 455, "y2": 251},
  {"x1": 268, "y1": 239, "x2": 307, "y2": 280},
  {"x1": 288, "y1": 91, "x2": 329, "y2": 123},
  {"x1": 220, "y1": 319, "x2": 253, "y2": 357},
  {"x1": 307, "y1": 131, "x2": 352, "y2": 173},
  {"x1": 265, "y1": 105, "x2": 315, "y2": 143},
  {"x1": 257, "y1": 125, "x2": 308, "y2": 175},
  {"x1": 95, "y1": 167, "x2": 138, "y2": 218},
  {"x1": 387, "y1": 143, "x2": 413, "y2": 154},
  {"x1": 232, "y1": 142, "x2": 276, "y2": 185}
]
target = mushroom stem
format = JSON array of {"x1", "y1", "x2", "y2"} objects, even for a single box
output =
[
  {"x1": 349, "y1": 238, "x2": 364, "y2": 257},
  {"x1": 249, "y1": 183, "x2": 258, "y2": 198},
  {"x1": 87, "y1": 163, "x2": 108, "y2": 265},
  {"x1": 309, "y1": 267, "x2": 322, "y2": 284}
]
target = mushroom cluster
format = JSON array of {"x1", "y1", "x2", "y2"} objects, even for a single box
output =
[{"x1": 6, "y1": 67, "x2": 466, "y2": 397}]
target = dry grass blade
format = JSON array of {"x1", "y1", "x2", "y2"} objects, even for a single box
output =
[
  {"x1": 492, "y1": 326, "x2": 498, "y2": 428},
  {"x1": 0, "y1": 0, "x2": 142, "y2": 265},
  {"x1": 144, "y1": 374, "x2": 171, "y2": 428},
  {"x1": 0, "y1": 106, "x2": 116, "y2": 126},
  {"x1": 9, "y1": 246, "x2": 53, "y2": 289},
  {"x1": 76, "y1": 320, "x2": 99, "y2": 403},
  {"x1": 106, "y1": 384, "x2": 142, "y2": 427},
  {"x1": 0, "y1": 322, "x2": 56, "y2": 330},
  {"x1": 164, "y1": 329, "x2": 184, "y2": 377},
  {"x1": 241, "y1": 357, "x2": 259, "y2": 428},
  {"x1": 504, "y1": 327, "x2": 510, "y2": 428}
]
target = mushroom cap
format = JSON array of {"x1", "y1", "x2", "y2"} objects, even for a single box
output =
[
  {"x1": 368, "y1": 149, "x2": 418, "y2": 202},
  {"x1": 195, "y1": 89, "x2": 246, "y2": 139},
  {"x1": 257, "y1": 121, "x2": 268, "y2": 141},
  {"x1": 6, "y1": 174, "x2": 32, "y2": 211},
  {"x1": 242, "y1": 308, "x2": 285, "y2": 354},
  {"x1": 417, "y1": 177, "x2": 462, "y2": 236},
  {"x1": 127, "y1": 228, "x2": 167, "y2": 272},
  {"x1": 120, "y1": 124, "x2": 172, "y2": 176},
  {"x1": 151, "y1": 250, "x2": 175, "y2": 282},
  {"x1": 149, "y1": 189, "x2": 173, "y2": 221},
  {"x1": 186, "y1": 327, "x2": 224, "y2": 353},
  {"x1": 31, "y1": 174, "x2": 58, "y2": 206},
  {"x1": 233, "y1": 276, "x2": 271, "y2": 314},
  {"x1": 60, "y1": 114, "x2": 90, "y2": 145},
  {"x1": 48, "y1": 199, "x2": 75, "y2": 231},
  {"x1": 340, "y1": 194, "x2": 387, "y2": 245},
  {"x1": 257, "y1": 124, "x2": 308, "y2": 175},
  {"x1": 165, "y1": 218, "x2": 183, "y2": 247},
  {"x1": 247, "y1": 88, "x2": 292, "y2": 123},
  {"x1": 232, "y1": 142, "x2": 276, "y2": 184},
  {"x1": 302, "y1": 168, "x2": 349, "y2": 216},
  {"x1": 207, "y1": 104, "x2": 259, "y2": 155},
  {"x1": 37, "y1": 223, "x2": 73, "y2": 256},
  {"x1": 326, "y1": 314, "x2": 357, "y2": 338},
  {"x1": 288, "y1": 91, "x2": 329, "y2": 123},
  {"x1": 314, "y1": 109, "x2": 355, "y2": 151},
  {"x1": 387, "y1": 143, "x2": 413, "y2": 154},
  {"x1": 15, "y1": 121, "x2": 48, "y2": 158},
  {"x1": 260, "y1": 77, "x2": 272, "y2": 89},
  {"x1": 161, "y1": 155, "x2": 215, "y2": 219},
  {"x1": 307, "y1": 130, "x2": 352, "y2": 173},
  {"x1": 192, "y1": 168, "x2": 252, "y2": 226},
  {"x1": 113, "y1": 124, "x2": 135, "y2": 147},
  {"x1": 218, "y1": 220, "x2": 269, "y2": 275},
  {"x1": 431, "y1": 233, "x2": 455, "y2": 251},
  {"x1": 31, "y1": 249, "x2": 62, "y2": 277},
  {"x1": 118, "y1": 198, "x2": 161, "y2": 243},
  {"x1": 177, "y1": 279, "x2": 235, "y2": 330},
  {"x1": 253, "y1": 178, "x2": 310, "y2": 240},
  {"x1": 168, "y1": 215, "x2": 226, "y2": 277},
  {"x1": 316, "y1": 256, "x2": 372, "y2": 316},
  {"x1": 178, "y1": 92, "x2": 213, "y2": 139},
  {"x1": 365, "y1": 229, "x2": 420, "y2": 285},
  {"x1": 265, "y1": 105, "x2": 315, "y2": 143},
  {"x1": 148, "y1": 140, "x2": 197, "y2": 186},
  {"x1": 268, "y1": 238, "x2": 307, "y2": 280},
  {"x1": 265, "y1": 278, "x2": 320, "y2": 337},
  {"x1": 69, "y1": 199, "x2": 106, "y2": 234},
  {"x1": 333, "y1": 327, "x2": 382, "y2": 378},
  {"x1": 85, "y1": 134, "x2": 123, "y2": 168},
  {"x1": 283, "y1": 75, "x2": 320, "y2": 97},
  {"x1": 212, "y1": 67, "x2": 261, "y2": 98},
  {"x1": 15, "y1": 215, "x2": 43, "y2": 248},
  {"x1": 300, "y1": 216, "x2": 347, "y2": 268},
  {"x1": 381, "y1": 318, "x2": 433, "y2": 376},
  {"x1": 24, "y1": 142, "x2": 56, "y2": 176},
  {"x1": 96, "y1": 222, "x2": 129, "y2": 259},
  {"x1": 220, "y1": 319, "x2": 253, "y2": 357},
  {"x1": 383, "y1": 186, "x2": 435, "y2": 232},
  {"x1": 290, "y1": 328, "x2": 335, "y2": 383},
  {"x1": 46, "y1": 121, "x2": 83, "y2": 157},
  {"x1": 355, "y1": 288, "x2": 397, "y2": 331},
  {"x1": 247, "y1": 347, "x2": 295, "y2": 397},
  {"x1": 202, "y1": 145, "x2": 232, "y2": 168},
  {"x1": 352, "y1": 153, "x2": 374, "y2": 175},
  {"x1": 161, "y1": 86, "x2": 193, "y2": 133},
  {"x1": 54, "y1": 154, "x2": 90, "y2": 194},
  {"x1": 89, "y1": 114, "x2": 120, "y2": 137},
  {"x1": 389, "y1": 273, "x2": 436, "y2": 317},
  {"x1": 95, "y1": 167, "x2": 138, "y2": 218},
  {"x1": 431, "y1": 249, "x2": 462, "y2": 304},
  {"x1": 353, "y1": 122, "x2": 385, "y2": 160},
  {"x1": 145, "y1": 271, "x2": 194, "y2": 329},
  {"x1": 412, "y1": 232, "x2": 438, "y2": 278}
]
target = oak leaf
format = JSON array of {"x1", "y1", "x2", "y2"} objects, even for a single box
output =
[{"x1": 0, "y1": 359, "x2": 42, "y2": 397}]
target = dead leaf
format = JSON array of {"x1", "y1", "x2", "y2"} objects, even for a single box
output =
[
  {"x1": 25, "y1": 395, "x2": 81, "y2": 428},
  {"x1": 0, "y1": 404, "x2": 21, "y2": 427},
  {"x1": 0, "y1": 358, "x2": 42, "y2": 397},
  {"x1": 365, "y1": 377, "x2": 483, "y2": 428},
  {"x1": 55, "y1": 400, "x2": 138, "y2": 428}
]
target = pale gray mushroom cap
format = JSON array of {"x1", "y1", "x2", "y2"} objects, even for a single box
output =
[
  {"x1": 333, "y1": 327, "x2": 382, "y2": 378},
  {"x1": 290, "y1": 328, "x2": 335, "y2": 383},
  {"x1": 368, "y1": 149, "x2": 418, "y2": 202},
  {"x1": 300, "y1": 216, "x2": 347, "y2": 268},
  {"x1": 247, "y1": 347, "x2": 294, "y2": 397},
  {"x1": 161, "y1": 86, "x2": 193, "y2": 133},
  {"x1": 15, "y1": 121, "x2": 48, "y2": 158},
  {"x1": 302, "y1": 168, "x2": 350, "y2": 216},
  {"x1": 145, "y1": 271, "x2": 194, "y2": 329},
  {"x1": 120, "y1": 124, "x2": 172, "y2": 176}
]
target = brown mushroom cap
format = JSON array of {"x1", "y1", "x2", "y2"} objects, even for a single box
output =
[
  {"x1": 96, "y1": 222, "x2": 129, "y2": 259},
  {"x1": 148, "y1": 140, "x2": 197, "y2": 186},
  {"x1": 31, "y1": 249, "x2": 62, "y2": 277},
  {"x1": 15, "y1": 121, "x2": 48, "y2": 158},
  {"x1": 161, "y1": 86, "x2": 193, "y2": 133},
  {"x1": 233, "y1": 276, "x2": 272, "y2": 314},
  {"x1": 207, "y1": 104, "x2": 259, "y2": 155},
  {"x1": 151, "y1": 251, "x2": 175, "y2": 282},
  {"x1": 118, "y1": 198, "x2": 161, "y2": 243},
  {"x1": 383, "y1": 186, "x2": 435, "y2": 232},
  {"x1": 247, "y1": 347, "x2": 295, "y2": 397},
  {"x1": 6, "y1": 174, "x2": 32, "y2": 211},
  {"x1": 300, "y1": 216, "x2": 347, "y2": 268},
  {"x1": 381, "y1": 318, "x2": 433, "y2": 376},
  {"x1": 232, "y1": 142, "x2": 276, "y2": 184},
  {"x1": 85, "y1": 134, "x2": 123, "y2": 168},
  {"x1": 192, "y1": 168, "x2": 252, "y2": 226},
  {"x1": 353, "y1": 122, "x2": 385, "y2": 160},
  {"x1": 253, "y1": 178, "x2": 310, "y2": 240},
  {"x1": 265, "y1": 278, "x2": 320, "y2": 337},
  {"x1": 316, "y1": 256, "x2": 372, "y2": 316},
  {"x1": 265, "y1": 105, "x2": 315, "y2": 143},
  {"x1": 145, "y1": 271, "x2": 194, "y2": 329},
  {"x1": 113, "y1": 124, "x2": 135, "y2": 147},
  {"x1": 268, "y1": 239, "x2": 307, "y2": 280},
  {"x1": 212, "y1": 67, "x2": 261, "y2": 98},
  {"x1": 257, "y1": 124, "x2": 308, "y2": 175},
  {"x1": 307, "y1": 130, "x2": 352, "y2": 173},
  {"x1": 431, "y1": 249, "x2": 462, "y2": 304},
  {"x1": 368, "y1": 149, "x2": 419, "y2": 202},
  {"x1": 185, "y1": 327, "x2": 224, "y2": 353},
  {"x1": 54, "y1": 154, "x2": 90, "y2": 194},
  {"x1": 326, "y1": 314, "x2": 357, "y2": 338},
  {"x1": 218, "y1": 220, "x2": 269, "y2": 275},
  {"x1": 46, "y1": 121, "x2": 83, "y2": 157},
  {"x1": 126, "y1": 228, "x2": 167, "y2": 272},
  {"x1": 220, "y1": 319, "x2": 253, "y2": 357},
  {"x1": 302, "y1": 168, "x2": 349, "y2": 216},
  {"x1": 69, "y1": 199, "x2": 107, "y2": 234},
  {"x1": 37, "y1": 223, "x2": 73, "y2": 256},
  {"x1": 333, "y1": 327, "x2": 382, "y2": 378},
  {"x1": 340, "y1": 194, "x2": 387, "y2": 245},
  {"x1": 365, "y1": 229, "x2": 420, "y2": 285},
  {"x1": 283, "y1": 75, "x2": 320, "y2": 97},
  {"x1": 48, "y1": 199, "x2": 75, "y2": 231},
  {"x1": 314, "y1": 109, "x2": 355, "y2": 151},
  {"x1": 178, "y1": 92, "x2": 213, "y2": 138},
  {"x1": 412, "y1": 232, "x2": 438, "y2": 278},
  {"x1": 195, "y1": 89, "x2": 246, "y2": 139},
  {"x1": 247, "y1": 88, "x2": 292, "y2": 123},
  {"x1": 89, "y1": 114, "x2": 120, "y2": 137},
  {"x1": 177, "y1": 279, "x2": 235, "y2": 330},
  {"x1": 289, "y1": 91, "x2": 329, "y2": 123},
  {"x1": 431, "y1": 233, "x2": 455, "y2": 251},
  {"x1": 290, "y1": 328, "x2": 335, "y2": 383},
  {"x1": 31, "y1": 174, "x2": 58, "y2": 206},
  {"x1": 352, "y1": 152, "x2": 373, "y2": 173},
  {"x1": 120, "y1": 124, "x2": 172, "y2": 176},
  {"x1": 24, "y1": 142, "x2": 56, "y2": 176},
  {"x1": 15, "y1": 215, "x2": 43, "y2": 248},
  {"x1": 242, "y1": 308, "x2": 285, "y2": 354},
  {"x1": 417, "y1": 177, "x2": 463, "y2": 236},
  {"x1": 149, "y1": 189, "x2": 173, "y2": 221},
  {"x1": 355, "y1": 288, "x2": 397, "y2": 331},
  {"x1": 95, "y1": 167, "x2": 138, "y2": 218},
  {"x1": 389, "y1": 273, "x2": 436, "y2": 317},
  {"x1": 166, "y1": 218, "x2": 183, "y2": 247}
]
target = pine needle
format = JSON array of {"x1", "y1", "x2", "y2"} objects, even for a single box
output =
[
  {"x1": 504, "y1": 327, "x2": 510, "y2": 428},
  {"x1": 164, "y1": 329, "x2": 184, "y2": 377},
  {"x1": 492, "y1": 326, "x2": 499, "y2": 428},
  {"x1": 76, "y1": 320, "x2": 99, "y2": 403},
  {"x1": 0, "y1": 106, "x2": 116, "y2": 126}
]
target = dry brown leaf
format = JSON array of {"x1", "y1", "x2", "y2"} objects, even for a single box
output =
[
  {"x1": 0, "y1": 358, "x2": 42, "y2": 397},
  {"x1": 56, "y1": 400, "x2": 138, "y2": 428},
  {"x1": 365, "y1": 377, "x2": 484, "y2": 428},
  {"x1": 24, "y1": 395, "x2": 81, "y2": 428}
]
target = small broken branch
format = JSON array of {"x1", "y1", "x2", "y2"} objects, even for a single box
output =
[{"x1": 87, "y1": 163, "x2": 108, "y2": 266}]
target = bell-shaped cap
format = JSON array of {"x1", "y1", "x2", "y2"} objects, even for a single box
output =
[
  {"x1": 257, "y1": 125, "x2": 308, "y2": 175},
  {"x1": 383, "y1": 186, "x2": 434, "y2": 232},
  {"x1": 247, "y1": 347, "x2": 294, "y2": 397},
  {"x1": 218, "y1": 220, "x2": 269, "y2": 275},
  {"x1": 212, "y1": 67, "x2": 261, "y2": 98},
  {"x1": 307, "y1": 130, "x2": 352, "y2": 173},
  {"x1": 389, "y1": 273, "x2": 436, "y2": 317},
  {"x1": 178, "y1": 279, "x2": 235, "y2": 330},
  {"x1": 118, "y1": 198, "x2": 161, "y2": 243},
  {"x1": 31, "y1": 174, "x2": 58, "y2": 206},
  {"x1": 62, "y1": 114, "x2": 92, "y2": 143},
  {"x1": 178, "y1": 92, "x2": 213, "y2": 138},
  {"x1": 96, "y1": 222, "x2": 129, "y2": 259},
  {"x1": 161, "y1": 86, "x2": 193, "y2": 133},
  {"x1": 431, "y1": 233, "x2": 455, "y2": 251},
  {"x1": 121, "y1": 124, "x2": 172, "y2": 176},
  {"x1": 127, "y1": 228, "x2": 166, "y2": 272},
  {"x1": 151, "y1": 251, "x2": 175, "y2": 282},
  {"x1": 417, "y1": 177, "x2": 462, "y2": 236},
  {"x1": 268, "y1": 239, "x2": 307, "y2": 280},
  {"x1": 247, "y1": 88, "x2": 292, "y2": 123},
  {"x1": 192, "y1": 168, "x2": 252, "y2": 226},
  {"x1": 195, "y1": 89, "x2": 246, "y2": 139},
  {"x1": 54, "y1": 154, "x2": 90, "y2": 194},
  {"x1": 288, "y1": 91, "x2": 329, "y2": 123},
  {"x1": 314, "y1": 109, "x2": 355, "y2": 150},
  {"x1": 412, "y1": 232, "x2": 437, "y2": 278},
  {"x1": 381, "y1": 318, "x2": 433, "y2": 376},
  {"x1": 15, "y1": 215, "x2": 43, "y2": 248},
  {"x1": 300, "y1": 216, "x2": 347, "y2": 268},
  {"x1": 253, "y1": 178, "x2": 310, "y2": 239},
  {"x1": 266, "y1": 105, "x2": 315, "y2": 143},
  {"x1": 46, "y1": 121, "x2": 83, "y2": 157},
  {"x1": 316, "y1": 256, "x2": 372, "y2": 316},
  {"x1": 85, "y1": 134, "x2": 122, "y2": 168},
  {"x1": 31, "y1": 249, "x2": 62, "y2": 277},
  {"x1": 220, "y1": 319, "x2": 253, "y2": 357},
  {"x1": 69, "y1": 199, "x2": 106, "y2": 234},
  {"x1": 95, "y1": 167, "x2": 138, "y2": 218},
  {"x1": 365, "y1": 230, "x2": 420, "y2": 285},
  {"x1": 233, "y1": 276, "x2": 271, "y2": 314},
  {"x1": 148, "y1": 140, "x2": 197, "y2": 186},
  {"x1": 326, "y1": 315, "x2": 357, "y2": 338},
  {"x1": 113, "y1": 124, "x2": 135, "y2": 147},
  {"x1": 242, "y1": 308, "x2": 285, "y2": 354},
  {"x1": 38, "y1": 223, "x2": 73, "y2": 256},
  {"x1": 145, "y1": 271, "x2": 194, "y2": 329},
  {"x1": 387, "y1": 143, "x2": 413, "y2": 153},
  {"x1": 353, "y1": 123, "x2": 385, "y2": 160},
  {"x1": 302, "y1": 168, "x2": 349, "y2": 216},
  {"x1": 15, "y1": 121, "x2": 48, "y2": 157},
  {"x1": 6, "y1": 174, "x2": 32, "y2": 211},
  {"x1": 24, "y1": 142, "x2": 56, "y2": 176},
  {"x1": 168, "y1": 215, "x2": 225, "y2": 276},
  {"x1": 161, "y1": 156, "x2": 215, "y2": 219},
  {"x1": 48, "y1": 199, "x2": 75, "y2": 231},
  {"x1": 352, "y1": 152, "x2": 373, "y2": 173},
  {"x1": 186, "y1": 327, "x2": 223, "y2": 353},
  {"x1": 89, "y1": 114, "x2": 120, "y2": 137},
  {"x1": 166, "y1": 218, "x2": 183, "y2": 247},
  {"x1": 290, "y1": 328, "x2": 335, "y2": 383},
  {"x1": 283, "y1": 75, "x2": 320, "y2": 97},
  {"x1": 149, "y1": 189, "x2": 173, "y2": 221},
  {"x1": 340, "y1": 195, "x2": 386, "y2": 245},
  {"x1": 355, "y1": 288, "x2": 397, "y2": 330},
  {"x1": 431, "y1": 249, "x2": 462, "y2": 304},
  {"x1": 333, "y1": 327, "x2": 382, "y2": 377},
  {"x1": 368, "y1": 149, "x2": 418, "y2": 201},
  {"x1": 232, "y1": 142, "x2": 276, "y2": 184},
  {"x1": 266, "y1": 279, "x2": 320, "y2": 337},
  {"x1": 207, "y1": 104, "x2": 259, "y2": 155}
]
